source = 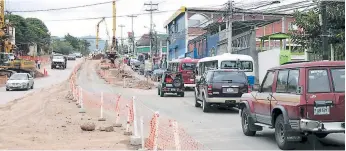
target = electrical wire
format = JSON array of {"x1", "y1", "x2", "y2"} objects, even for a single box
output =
[
  {"x1": 42, "y1": 9, "x2": 176, "y2": 22},
  {"x1": 10, "y1": 0, "x2": 116, "y2": 13}
]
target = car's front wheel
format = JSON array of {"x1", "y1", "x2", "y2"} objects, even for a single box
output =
[
  {"x1": 26, "y1": 84, "x2": 30, "y2": 90},
  {"x1": 31, "y1": 84, "x2": 34, "y2": 89},
  {"x1": 241, "y1": 108, "x2": 256, "y2": 136}
]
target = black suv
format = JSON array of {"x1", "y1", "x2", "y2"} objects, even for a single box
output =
[
  {"x1": 194, "y1": 69, "x2": 250, "y2": 112},
  {"x1": 158, "y1": 71, "x2": 185, "y2": 97}
]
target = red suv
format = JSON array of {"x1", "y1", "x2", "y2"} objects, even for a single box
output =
[{"x1": 239, "y1": 61, "x2": 345, "y2": 150}]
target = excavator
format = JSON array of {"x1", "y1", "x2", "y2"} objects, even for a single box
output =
[
  {"x1": 105, "y1": 0, "x2": 119, "y2": 64},
  {"x1": 94, "y1": 1, "x2": 118, "y2": 64},
  {"x1": 0, "y1": 0, "x2": 36, "y2": 77}
]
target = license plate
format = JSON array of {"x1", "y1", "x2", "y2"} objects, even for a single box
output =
[
  {"x1": 170, "y1": 88, "x2": 176, "y2": 91},
  {"x1": 226, "y1": 100, "x2": 236, "y2": 104},
  {"x1": 314, "y1": 106, "x2": 330, "y2": 115},
  {"x1": 223, "y1": 88, "x2": 238, "y2": 93},
  {"x1": 166, "y1": 84, "x2": 172, "y2": 87}
]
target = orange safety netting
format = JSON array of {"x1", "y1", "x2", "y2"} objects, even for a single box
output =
[{"x1": 69, "y1": 60, "x2": 208, "y2": 150}]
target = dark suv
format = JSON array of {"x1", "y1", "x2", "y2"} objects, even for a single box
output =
[
  {"x1": 158, "y1": 71, "x2": 185, "y2": 97},
  {"x1": 194, "y1": 69, "x2": 250, "y2": 112},
  {"x1": 239, "y1": 61, "x2": 345, "y2": 150}
]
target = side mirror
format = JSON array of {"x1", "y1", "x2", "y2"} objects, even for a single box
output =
[{"x1": 252, "y1": 84, "x2": 260, "y2": 91}]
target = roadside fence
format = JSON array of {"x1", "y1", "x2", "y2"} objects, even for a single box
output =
[
  {"x1": 18, "y1": 55, "x2": 51, "y2": 65},
  {"x1": 67, "y1": 60, "x2": 208, "y2": 150}
]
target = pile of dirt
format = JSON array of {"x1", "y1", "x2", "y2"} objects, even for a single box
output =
[
  {"x1": 0, "y1": 81, "x2": 130, "y2": 149},
  {"x1": 92, "y1": 54, "x2": 104, "y2": 60},
  {"x1": 34, "y1": 69, "x2": 45, "y2": 78}
]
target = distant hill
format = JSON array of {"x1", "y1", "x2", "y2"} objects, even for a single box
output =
[{"x1": 79, "y1": 35, "x2": 106, "y2": 51}]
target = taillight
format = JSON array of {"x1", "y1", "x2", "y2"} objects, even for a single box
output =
[
  {"x1": 248, "y1": 85, "x2": 252, "y2": 93},
  {"x1": 207, "y1": 85, "x2": 213, "y2": 95}
]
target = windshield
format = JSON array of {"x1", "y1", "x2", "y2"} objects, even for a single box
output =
[
  {"x1": 182, "y1": 63, "x2": 196, "y2": 71},
  {"x1": 220, "y1": 61, "x2": 253, "y2": 71},
  {"x1": 331, "y1": 68, "x2": 345, "y2": 92},
  {"x1": 10, "y1": 74, "x2": 27, "y2": 80},
  {"x1": 212, "y1": 71, "x2": 248, "y2": 83},
  {"x1": 53, "y1": 56, "x2": 64, "y2": 59}
]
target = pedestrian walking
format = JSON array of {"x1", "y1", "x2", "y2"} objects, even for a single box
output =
[
  {"x1": 35, "y1": 59, "x2": 38, "y2": 68},
  {"x1": 37, "y1": 59, "x2": 41, "y2": 69}
]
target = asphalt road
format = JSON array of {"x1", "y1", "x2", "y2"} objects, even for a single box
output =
[
  {"x1": 0, "y1": 59, "x2": 81, "y2": 104},
  {"x1": 77, "y1": 60, "x2": 345, "y2": 150}
]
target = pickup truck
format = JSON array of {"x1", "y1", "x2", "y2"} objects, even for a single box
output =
[{"x1": 51, "y1": 55, "x2": 66, "y2": 69}]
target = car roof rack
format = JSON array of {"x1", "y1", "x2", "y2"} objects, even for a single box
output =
[{"x1": 281, "y1": 61, "x2": 310, "y2": 65}]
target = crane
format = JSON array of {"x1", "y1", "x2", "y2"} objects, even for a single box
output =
[{"x1": 95, "y1": 17, "x2": 110, "y2": 51}]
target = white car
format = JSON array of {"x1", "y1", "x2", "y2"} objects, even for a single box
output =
[{"x1": 6, "y1": 73, "x2": 34, "y2": 91}]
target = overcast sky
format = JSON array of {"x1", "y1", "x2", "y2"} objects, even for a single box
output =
[{"x1": 6, "y1": 0, "x2": 300, "y2": 41}]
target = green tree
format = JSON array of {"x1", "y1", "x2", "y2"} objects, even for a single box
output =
[
  {"x1": 64, "y1": 33, "x2": 80, "y2": 50},
  {"x1": 52, "y1": 40, "x2": 73, "y2": 55},
  {"x1": 5, "y1": 15, "x2": 51, "y2": 54},
  {"x1": 291, "y1": 2, "x2": 345, "y2": 60}
]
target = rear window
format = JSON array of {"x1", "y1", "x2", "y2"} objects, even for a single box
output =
[
  {"x1": 331, "y1": 68, "x2": 345, "y2": 92},
  {"x1": 212, "y1": 71, "x2": 247, "y2": 83},
  {"x1": 182, "y1": 63, "x2": 196, "y2": 70},
  {"x1": 220, "y1": 61, "x2": 253, "y2": 72},
  {"x1": 308, "y1": 69, "x2": 330, "y2": 93}
]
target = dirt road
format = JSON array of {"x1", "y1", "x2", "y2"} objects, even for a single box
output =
[{"x1": 0, "y1": 64, "x2": 130, "y2": 149}]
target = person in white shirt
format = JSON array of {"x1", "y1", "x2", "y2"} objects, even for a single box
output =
[{"x1": 37, "y1": 60, "x2": 41, "y2": 69}]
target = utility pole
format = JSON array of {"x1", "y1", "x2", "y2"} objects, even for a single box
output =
[
  {"x1": 144, "y1": 1, "x2": 158, "y2": 65},
  {"x1": 320, "y1": 1, "x2": 328, "y2": 60},
  {"x1": 226, "y1": 0, "x2": 233, "y2": 53},
  {"x1": 128, "y1": 15, "x2": 137, "y2": 55},
  {"x1": 118, "y1": 24, "x2": 125, "y2": 54}
]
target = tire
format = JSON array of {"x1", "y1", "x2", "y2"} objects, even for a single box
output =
[
  {"x1": 51, "y1": 65, "x2": 54, "y2": 69},
  {"x1": 179, "y1": 92, "x2": 184, "y2": 97},
  {"x1": 202, "y1": 95, "x2": 210, "y2": 112},
  {"x1": 6, "y1": 88, "x2": 9, "y2": 91},
  {"x1": 315, "y1": 133, "x2": 328, "y2": 138},
  {"x1": 160, "y1": 90, "x2": 164, "y2": 97},
  {"x1": 31, "y1": 84, "x2": 34, "y2": 89},
  {"x1": 274, "y1": 115, "x2": 295, "y2": 150},
  {"x1": 241, "y1": 109, "x2": 256, "y2": 136},
  {"x1": 194, "y1": 89, "x2": 201, "y2": 107}
]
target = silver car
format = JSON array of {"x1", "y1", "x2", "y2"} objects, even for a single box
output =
[{"x1": 6, "y1": 73, "x2": 34, "y2": 91}]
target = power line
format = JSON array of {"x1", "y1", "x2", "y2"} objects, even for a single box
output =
[
  {"x1": 9, "y1": 1, "x2": 116, "y2": 13},
  {"x1": 42, "y1": 10, "x2": 175, "y2": 22}
]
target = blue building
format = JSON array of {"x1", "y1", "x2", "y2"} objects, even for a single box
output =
[{"x1": 164, "y1": 6, "x2": 225, "y2": 61}]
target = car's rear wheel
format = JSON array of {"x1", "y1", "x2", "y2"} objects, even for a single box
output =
[
  {"x1": 275, "y1": 115, "x2": 295, "y2": 150},
  {"x1": 202, "y1": 95, "x2": 210, "y2": 112},
  {"x1": 194, "y1": 89, "x2": 201, "y2": 107},
  {"x1": 6, "y1": 88, "x2": 9, "y2": 91},
  {"x1": 160, "y1": 90, "x2": 164, "y2": 97},
  {"x1": 241, "y1": 108, "x2": 256, "y2": 136},
  {"x1": 178, "y1": 92, "x2": 184, "y2": 97}
]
